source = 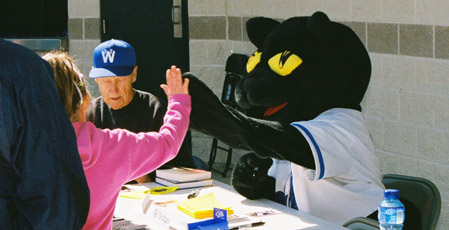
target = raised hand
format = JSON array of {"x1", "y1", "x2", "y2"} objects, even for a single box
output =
[{"x1": 161, "y1": 65, "x2": 190, "y2": 98}]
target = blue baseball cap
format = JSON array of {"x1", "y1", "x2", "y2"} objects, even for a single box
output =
[{"x1": 89, "y1": 39, "x2": 136, "y2": 78}]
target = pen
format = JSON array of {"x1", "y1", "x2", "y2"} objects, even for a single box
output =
[
  {"x1": 229, "y1": 221, "x2": 265, "y2": 230},
  {"x1": 250, "y1": 221, "x2": 265, "y2": 227}
]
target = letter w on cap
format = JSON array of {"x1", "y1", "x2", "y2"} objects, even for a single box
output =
[{"x1": 102, "y1": 49, "x2": 116, "y2": 63}]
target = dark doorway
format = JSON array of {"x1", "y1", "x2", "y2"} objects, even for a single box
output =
[
  {"x1": 100, "y1": 0, "x2": 189, "y2": 99},
  {"x1": 100, "y1": 0, "x2": 192, "y2": 161}
]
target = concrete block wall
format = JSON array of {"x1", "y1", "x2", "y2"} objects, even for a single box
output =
[
  {"x1": 188, "y1": 0, "x2": 449, "y2": 229},
  {"x1": 67, "y1": 0, "x2": 101, "y2": 97}
]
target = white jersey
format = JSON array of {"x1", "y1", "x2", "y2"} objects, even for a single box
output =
[{"x1": 270, "y1": 108, "x2": 384, "y2": 225}]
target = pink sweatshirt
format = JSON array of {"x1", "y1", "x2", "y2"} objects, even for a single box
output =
[{"x1": 72, "y1": 94, "x2": 191, "y2": 230}]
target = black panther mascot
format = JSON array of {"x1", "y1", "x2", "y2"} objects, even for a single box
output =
[{"x1": 186, "y1": 11, "x2": 385, "y2": 225}]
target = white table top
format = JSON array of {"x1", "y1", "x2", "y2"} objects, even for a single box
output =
[{"x1": 114, "y1": 180, "x2": 347, "y2": 230}]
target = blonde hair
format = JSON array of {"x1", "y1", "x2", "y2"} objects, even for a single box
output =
[{"x1": 43, "y1": 51, "x2": 90, "y2": 121}]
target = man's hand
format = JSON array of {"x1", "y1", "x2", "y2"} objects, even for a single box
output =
[{"x1": 161, "y1": 65, "x2": 190, "y2": 98}]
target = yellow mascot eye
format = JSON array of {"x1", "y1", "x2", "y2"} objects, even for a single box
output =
[
  {"x1": 246, "y1": 51, "x2": 262, "y2": 73},
  {"x1": 268, "y1": 51, "x2": 302, "y2": 76}
]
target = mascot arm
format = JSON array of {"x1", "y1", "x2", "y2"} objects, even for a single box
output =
[
  {"x1": 244, "y1": 118, "x2": 316, "y2": 170},
  {"x1": 185, "y1": 72, "x2": 315, "y2": 169}
]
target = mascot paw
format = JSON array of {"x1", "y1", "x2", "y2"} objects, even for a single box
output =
[
  {"x1": 183, "y1": 72, "x2": 216, "y2": 100},
  {"x1": 231, "y1": 153, "x2": 275, "y2": 200}
]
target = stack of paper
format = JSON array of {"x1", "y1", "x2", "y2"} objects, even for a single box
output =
[
  {"x1": 155, "y1": 167, "x2": 213, "y2": 189},
  {"x1": 177, "y1": 193, "x2": 233, "y2": 219}
]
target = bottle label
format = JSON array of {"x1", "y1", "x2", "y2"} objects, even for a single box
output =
[{"x1": 378, "y1": 207, "x2": 405, "y2": 224}]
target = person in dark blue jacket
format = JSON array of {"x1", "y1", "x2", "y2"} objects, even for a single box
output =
[{"x1": 0, "y1": 39, "x2": 90, "y2": 229}]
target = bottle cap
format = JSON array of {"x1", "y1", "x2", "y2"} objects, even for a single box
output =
[{"x1": 384, "y1": 189, "x2": 400, "y2": 198}]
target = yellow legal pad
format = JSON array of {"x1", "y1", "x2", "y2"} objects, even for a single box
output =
[
  {"x1": 119, "y1": 190, "x2": 149, "y2": 199},
  {"x1": 177, "y1": 193, "x2": 234, "y2": 219}
]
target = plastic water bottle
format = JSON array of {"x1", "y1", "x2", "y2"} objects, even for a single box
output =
[{"x1": 378, "y1": 189, "x2": 405, "y2": 230}]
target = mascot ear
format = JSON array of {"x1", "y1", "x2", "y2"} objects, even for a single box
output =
[
  {"x1": 306, "y1": 11, "x2": 335, "y2": 46},
  {"x1": 246, "y1": 17, "x2": 280, "y2": 49}
]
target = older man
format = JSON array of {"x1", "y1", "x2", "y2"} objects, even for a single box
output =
[{"x1": 86, "y1": 39, "x2": 195, "y2": 183}]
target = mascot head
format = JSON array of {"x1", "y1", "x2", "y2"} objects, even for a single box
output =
[{"x1": 235, "y1": 11, "x2": 371, "y2": 122}]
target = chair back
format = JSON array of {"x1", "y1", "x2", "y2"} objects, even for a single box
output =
[
  {"x1": 343, "y1": 217, "x2": 379, "y2": 230},
  {"x1": 220, "y1": 53, "x2": 248, "y2": 108},
  {"x1": 382, "y1": 174, "x2": 441, "y2": 230}
]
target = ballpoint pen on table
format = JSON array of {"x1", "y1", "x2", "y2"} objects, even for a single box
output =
[{"x1": 229, "y1": 221, "x2": 266, "y2": 230}]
